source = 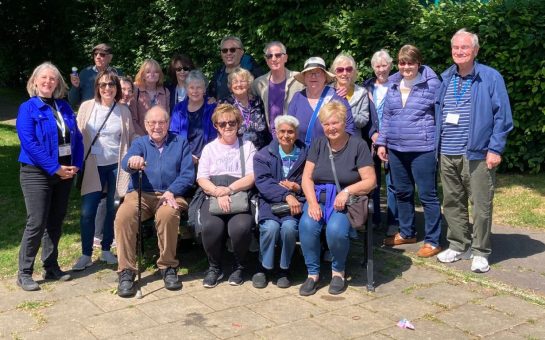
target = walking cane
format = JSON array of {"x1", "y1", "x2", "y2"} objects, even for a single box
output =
[{"x1": 135, "y1": 169, "x2": 143, "y2": 299}]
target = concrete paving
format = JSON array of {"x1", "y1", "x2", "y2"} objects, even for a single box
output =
[{"x1": 1, "y1": 227, "x2": 544, "y2": 339}]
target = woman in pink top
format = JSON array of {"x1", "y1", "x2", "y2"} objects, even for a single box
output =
[{"x1": 130, "y1": 59, "x2": 170, "y2": 135}]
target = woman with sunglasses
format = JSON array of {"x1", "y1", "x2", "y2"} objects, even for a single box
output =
[
  {"x1": 219, "y1": 67, "x2": 271, "y2": 150},
  {"x1": 72, "y1": 70, "x2": 138, "y2": 271},
  {"x1": 376, "y1": 45, "x2": 442, "y2": 258},
  {"x1": 130, "y1": 59, "x2": 170, "y2": 135},
  {"x1": 166, "y1": 54, "x2": 195, "y2": 112},
  {"x1": 330, "y1": 53, "x2": 369, "y2": 132},
  {"x1": 196, "y1": 104, "x2": 257, "y2": 288}
]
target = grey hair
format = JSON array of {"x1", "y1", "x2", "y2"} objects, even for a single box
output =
[
  {"x1": 330, "y1": 53, "x2": 358, "y2": 85},
  {"x1": 263, "y1": 41, "x2": 287, "y2": 54},
  {"x1": 185, "y1": 69, "x2": 208, "y2": 89},
  {"x1": 274, "y1": 114, "x2": 300, "y2": 131},
  {"x1": 144, "y1": 105, "x2": 170, "y2": 122},
  {"x1": 220, "y1": 36, "x2": 243, "y2": 50},
  {"x1": 451, "y1": 28, "x2": 480, "y2": 49},
  {"x1": 370, "y1": 49, "x2": 393, "y2": 68},
  {"x1": 26, "y1": 62, "x2": 68, "y2": 98}
]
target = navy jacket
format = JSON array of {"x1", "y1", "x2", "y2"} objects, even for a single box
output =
[
  {"x1": 207, "y1": 54, "x2": 264, "y2": 101},
  {"x1": 16, "y1": 97, "x2": 84, "y2": 175},
  {"x1": 254, "y1": 139, "x2": 307, "y2": 223},
  {"x1": 362, "y1": 77, "x2": 379, "y2": 142},
  {"x1": 376, "y1": 65, "x2": 440, "y2": 153},
  {"x1": 435, "y1": 62, "x2": 513, "y2": 160}
]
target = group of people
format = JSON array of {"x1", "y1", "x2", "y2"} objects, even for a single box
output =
[{"x1": 15, "y1": 28, "x2": 513, "y2": 298}]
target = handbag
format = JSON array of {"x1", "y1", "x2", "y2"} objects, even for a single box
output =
[
  {"x1": 327, "y1": 141, "x2": 368, "y2": 231},
  {"x1": 270, "y1": 202, "x2": 291, "y2": 216},
  {"x1": 208, "y1": 138, "x2": 250, "y2": 215},
  {"x1": 75, "y1": 102, "x2": 117, "y2": 189}
]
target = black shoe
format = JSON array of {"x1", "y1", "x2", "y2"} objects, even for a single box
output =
[
  {"x1": 203, "y1": 267, "x2": 224, "y2": 288},
  {"x1": 228, "y1": 269, "x2": 244, "y2": 286},
  {"x1": 43, "y1": 267, "x2": 71, "y2": 281},
  {"x1": 328, "y1": 276, "x2": 346, "y2": 295},
  {"x1": 299, "y1": 277, "x2": 318, "y2": 296},
  {"x1": 117, "y1": 269, "x2": 136, "y2": 298},
  {"x1": 276, "y1": 269, "x2": 291, "y2": 289},
  {"x1": 161, "y1": 267, "x2": 182, "y2": 291},
  {"x1": 17, "y1": 275, "x2": 40, "y2": 291},
  {"x1": 252, "y1": 272, "x2": 267, "y2": 289}
]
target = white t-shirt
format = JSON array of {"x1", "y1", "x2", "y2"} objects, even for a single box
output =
[
  {"x1": 400, "y1": 73, "x2": 422, "y2": 108},
  {"x1": 89, "y1": 103, "x2": 121, "y2": 166},
  {"x1": 196, "y1": 138, "x2": 256, "y2": 180}
]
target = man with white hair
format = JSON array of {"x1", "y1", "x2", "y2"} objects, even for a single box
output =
[{"x1": 435, "y1": 29, "x2": 513, "y2": 273}]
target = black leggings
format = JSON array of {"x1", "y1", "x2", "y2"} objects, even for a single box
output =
[{"x1": 200, "y1": 199, "x2": 253, "y2": 270}]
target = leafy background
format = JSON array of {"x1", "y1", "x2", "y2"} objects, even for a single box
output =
[{"x1": 0, "y1": 0, "x2": 543, "y2": 172}]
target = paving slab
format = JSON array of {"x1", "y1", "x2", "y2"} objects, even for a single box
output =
[
  {"x1": 43, "y1": 296, "x2": 103, "y2": 320},
  {"x1": 136, "y1": 294, "x2": 213, "y2": 324},
  {"x1": 478, "y1": 294, "x2": 545, "y2": 322},
  {"x1": 313, "y1": 305, "x2": 392, "y2": 338},
  {"x1": 247, "y1": 295, "x2": 326, "y2": 324},
  {"x1": 191, "y1": 284, "x2": 264, "y2": 311},
  {"x1": 254, "y1": 319, "x2": 343, "y2": 340},
  {"x1": 83, "y1": 307, "x2": 159, "y2": 338},
  {"x1": 437, "y1": 302, "x2": 527, "y2": 337},
  {"x1": 198, "y1": 305, "x2": 274, "y2": 339},
  {"x1": 411, "y1": 282, "x2": 483, "y2": 309},
  {"x1": 506, "y1": 319, "x2": 545, "y2": 339},
  {"x1": 84, "y1": 287, "x2": 159, "y2": 312},
  {"x1": 378, "y1": 319, "x2": 470, "y2": 340},
  {"x1": 0, "y1": 309, "x2": 37, "y2": 337},
  {"x1": 116, "y1": 320, "x2": 217, "y2": 340},
  {"x1": 361, "y1": 293, "x2": 444, "y2": 321},
  {"x1": 19, "y1": 321, "x2": 97, "y2": 340}
]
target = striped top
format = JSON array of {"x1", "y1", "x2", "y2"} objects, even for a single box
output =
[{"x1": 440, "y1": 73, "x2": 474, "y2": 155}]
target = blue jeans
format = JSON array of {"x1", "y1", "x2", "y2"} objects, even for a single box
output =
[
  {"x1": 299, "y1": 202, "x2": 351, "y2": 275},
  {"x1": 388, "y1": 150, "x2": 441, "y2": 246},
  {"x1": 372, "y1": 154, "x2": 399, "y2": 226},
  {"x1": 259, "y1": 219, "x2": 298, "y2": 270},
  {"x1": 80, "y1": 164, "x2": 117, "y2": 256}
]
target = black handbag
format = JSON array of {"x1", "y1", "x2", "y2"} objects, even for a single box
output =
[
  {"x1": 270, "y1": 202, "x2": 291, "y2": 216},
  {"x1": 208, "y1": 138, "x2": 250, "y2": 215},
  {"x1": 327, "y1": 141, "x2": 368, "y2": 231},
  {"x1": 75, "y1": 102, "x2": 117, "y2": 189}
]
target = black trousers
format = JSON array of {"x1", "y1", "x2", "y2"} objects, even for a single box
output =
[
  {"x1": 18, "y1": 164, "x2": 73, "y2": 276},
  {"x1": 200, "y1": 199, "x2": 253, "y2": 270}
]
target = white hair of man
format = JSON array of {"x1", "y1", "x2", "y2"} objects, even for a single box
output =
[
  {"x1": 263, "y1": 41, "x2": 287, "y2": 54},
  {"x1": 370, "y1": 49, "x2": 393, "y2": 68},
  {"x1": 274, "y1": 114, "x2": 300, "y2": 131},
  {"x1": 451, "y1": 28, "x2": 480, "y2": 49},
  {"x1": 145, "y1": 105, "x2": 170, "y2": 122},
  {"x1": 220, "y1": 36, "x2": 243, "y2": 49}
]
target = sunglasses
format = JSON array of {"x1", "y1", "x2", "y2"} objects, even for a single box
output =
[
  {"x1": 99, "y1": 82, "x2": 116, "y2": 89},
  {"x1": 265, "y1": 53, "x2": 285, "y2": 60},
  {"x1": 335, "y1": 66, "x2": 354, "y2": 74},
  {"x1": 94, "y1": 52, "x2": 109, "y2": 58},
  {"x1": 175, "y1": 66, "x2": 191, "y2": 72},
  {"x1": 216, "y1": 120, "x2": 237, "y2": 128},
  {"x1": 221, "y1": 47, "x2": 241, "y2": 54}
]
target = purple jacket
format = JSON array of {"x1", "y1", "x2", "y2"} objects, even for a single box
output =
[
  {"x1": 376, "y1": 65, "x2": 440, "y2": 153},
  {"x1": 254, "y1": 139, "x2": 307, "y2": 223}
]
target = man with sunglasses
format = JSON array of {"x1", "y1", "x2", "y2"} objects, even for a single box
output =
[
  {"x1": 207, "y1": 36, "x2": 264, "y2": 102},
  {"x1": 252, "y1": 41, "x2": 304, "y2": 136},
  {"x1": 69, "y1": 43, "x2": 122, "y2": 108}
]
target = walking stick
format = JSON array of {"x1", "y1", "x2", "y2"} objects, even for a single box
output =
[{"x1": 135, "y1": 169, "x2": 143, "y2": 299}]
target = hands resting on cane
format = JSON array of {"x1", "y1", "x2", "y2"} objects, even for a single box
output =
[{"x1": 128, "y1": 156, "x2": 179, "y2": 210}]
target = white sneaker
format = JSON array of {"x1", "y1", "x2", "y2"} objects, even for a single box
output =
[
  {"x1": 72, "y1": 255, "x2": 93, "y2": 271},
  {"x1": 100, "y1": 250, "x2": 118, "y2": 265},
  {"x1": 437, "y1": 248, "x2": 472, "y2": 263},
  {"x1": 93, "y1": 237, "x2": 102, "y2": 249},
  {"x1": 471, "y1": 256, "x2": 490, "y2": 273}
]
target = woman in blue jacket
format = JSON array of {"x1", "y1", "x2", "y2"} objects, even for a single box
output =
[
  {"x1": 376, "y1": 45, "x2": 442, "y2": 258},
  {"x1": 16, "y1": 62, "x2": 84, "y2": 291},
  {"x1": 252, "y1": 115, "x2": 307, "y2": 289}
]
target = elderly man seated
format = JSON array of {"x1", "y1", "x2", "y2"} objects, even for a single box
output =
[{"x1": 114, "y1": 106, "x2": 194, "y2": 297}]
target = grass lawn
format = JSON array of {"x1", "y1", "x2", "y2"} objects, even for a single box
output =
[{"x1": 0, "y1": 122, "x2": 544, "y2": 278}]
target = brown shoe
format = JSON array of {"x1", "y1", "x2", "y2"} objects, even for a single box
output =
[
  {"x1": 417, "y1": 243, "x2": 442, "y2": 257},
  {"x1": 383, "y1": 232, "x2": 417, "y2": 246}
]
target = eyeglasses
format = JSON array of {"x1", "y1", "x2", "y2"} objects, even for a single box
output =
[
  {"x1": 265, "y1": 53, "x2": 285, "y2": 60},
  {"x1": 99, "y1": 82, "x2": 116, "y2": 89},
  {"x1": 215, "y1": 120, "x2": 237, "y2": 128},
  {"x1": 398, "y1": 61, "x2": 417, "y2": 66},
  {"x1": 145, "y1": 120, "x2": 167, "y2": 127},
  {"x1": 221, "y1": 47, "x2": 241, "y2": 54},
  {"x1": 335, "y1": 66, "x2": 354, "y2": 74},
  {"x1": 232, "y1": 80, "x2": 248, "y2": 85},
  {"x1": 175, "y1": 66, "x2": 191, "y2": 72},
  {"x1": 94, "y1": 52, "x2": 109, "y2": 58}
]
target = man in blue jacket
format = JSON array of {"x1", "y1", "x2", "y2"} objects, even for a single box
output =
[
  {"x1": 436, "y1": 29, "x2": 513, "y2": 273},
  {"x1": 114, "y1": 106, "x2": 195, "y2": 297}
]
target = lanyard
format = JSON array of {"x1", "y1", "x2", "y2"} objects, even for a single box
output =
[
  {"x1": 453, "y1": 75, "x2": 472, "y2": 105},
  {"x1": 41, "y1": 99, "x2": 66, "y2": 143},
  {"x1": 305, "y1": 87, "x2": 330, "y2": 146}
]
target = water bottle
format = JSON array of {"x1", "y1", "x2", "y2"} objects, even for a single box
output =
[{"x1": 71, "y1": 67, "x2": 78, "y2": 76}]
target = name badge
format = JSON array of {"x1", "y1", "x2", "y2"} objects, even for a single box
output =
[
  {"x1": 59, "y1": 144, "x2": 71, "y2": 157},
  {"x1": 445, "y1": 113, "x2": 460, "y2": 125}
]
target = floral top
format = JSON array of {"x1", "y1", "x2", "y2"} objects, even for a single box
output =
[{"x1": 220, "y1": 95, "x2": 272, "y2": 150}]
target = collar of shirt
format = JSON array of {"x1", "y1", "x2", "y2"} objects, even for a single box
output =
[{"x1": 148, "y1": 135, "x2": 168, "y2": 150}]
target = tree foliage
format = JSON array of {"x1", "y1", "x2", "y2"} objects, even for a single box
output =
[{"x1": 0, "y1": 0, "x2": 543, "y2": 172}]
